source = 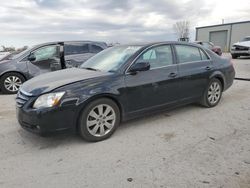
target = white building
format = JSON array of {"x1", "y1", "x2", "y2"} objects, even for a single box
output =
[{"x1": 196, "y1": 21, "x2": 250, "y2": 52}]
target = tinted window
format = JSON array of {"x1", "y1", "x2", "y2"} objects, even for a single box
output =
[
  {"x1": 175, "y1": 45, "x2": 201, "y2": 63},
  {"x1": 64, "y1": 43, "x2": 89, "y2": 55},
  {"x1": 136, "y1": 45, "x2": 173, "y2": 69},
  {"x1": 142, "y1": 49, "x2": 156, "y2": 60},
  {"x1": 199, "y1": 49, "x2": 209, "y2": 60},
  {"x1": 33, "y1": 46, "x2": 58, "y2": 62},
  {"x1": 242, "y1": 37, "x2": 250, "y2": 42},
  {"x1": 91, "y1": 45, "x2": 104, "y2": 53}
]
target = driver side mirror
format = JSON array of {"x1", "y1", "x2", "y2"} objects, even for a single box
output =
[
  {"x1": 129, "y1": 62, "x2": 150, "y2": 73},
  {"x1": 28, "y1": 53, "x2": 36, "y2": 62}
]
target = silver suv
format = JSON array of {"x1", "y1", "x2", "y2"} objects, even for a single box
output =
[{"x1": 231, "y1": 36, "x2": 250, "y2": 59}]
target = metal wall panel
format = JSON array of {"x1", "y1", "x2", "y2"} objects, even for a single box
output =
[{"x1": 209, "y1": 30, "x2": 228, "y2": 52}]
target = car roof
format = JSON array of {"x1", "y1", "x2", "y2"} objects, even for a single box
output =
[
  {"x1": 117, "y1": 41, "x2": 204, "y2": 49},
  {"x1": 32, "y1": 41, "x2": 107, "y2": 48}
]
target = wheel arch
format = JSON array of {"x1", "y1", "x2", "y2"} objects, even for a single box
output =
[
  {"x1": 75, "y1": 93, "x2": 124, "y2": 131},
  {"x1": 209, "y1": 71, "x2": 225, "y2": 91},
  {"x1": 0, "y1": 71, "x2": 27, "y2": 81}
]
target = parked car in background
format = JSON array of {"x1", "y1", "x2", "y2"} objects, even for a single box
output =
[
  {"x1": 0, "y1": 51, "x2": 21, "y2": 62},
  {"x1": 17, "y1": 42, "x2": 235, "y2": 142},
  {"x1": 231, "y1": 36, "x2": 250, "y2": 59},
  {"x1": 0, "y1": 51, "x2": 11, "y2": 61},
  {"x1": 194, "y1": 41, "x2": 222, "y2": 56},
  {"x1": 0, "y1": 41, "x2": 107, "y2": 94}
]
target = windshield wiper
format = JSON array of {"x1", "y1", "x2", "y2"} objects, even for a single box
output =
[{"x1": 83, "y1": 67, "x2": 100, "y2": 71}]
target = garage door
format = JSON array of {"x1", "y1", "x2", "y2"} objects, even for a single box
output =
[{"x1": 209, "y1": 30, "x2": 228, "y2": 52}]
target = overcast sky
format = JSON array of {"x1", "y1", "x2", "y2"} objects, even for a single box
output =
[{"x1": 0, "y1": 0, "x2": 250, "y2": 47}]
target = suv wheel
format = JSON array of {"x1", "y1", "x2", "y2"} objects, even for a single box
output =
[
  {"x1": 0, "y1": 72, "x2": 25, "y2": 94},
  {"x1": 201, "y1": 78, "x2": 222, "y2": 107},
  {"x1": 78, "y1": 98, "x2": 120, "y2": 142},
  {"x1": 231, "y1": 54, "x2": 238, "y2": 59}
]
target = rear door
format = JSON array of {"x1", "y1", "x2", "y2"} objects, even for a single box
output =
[
  {"x1": 124, "y1": 44, "x2": 180, "y2": 113},
  {"x1": 174, "y1": 44, "x2": 213, "y2": 100},
  {"x1": 26, "y1": 45, "x2": 61, "y2": 77},
  {"x1": 64, "y1": 42, "x2": 91, "y2": 67}
]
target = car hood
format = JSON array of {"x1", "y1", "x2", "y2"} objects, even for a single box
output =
[
  {"x1": 0, "y1": 59, "x2": 12, "y2": 64},
  {"x1": 21, "y1": 68, "x2": 112, "y2": 96},
  {"x1": 233, "y1": 41, "x2": 250, "y2": 47}
]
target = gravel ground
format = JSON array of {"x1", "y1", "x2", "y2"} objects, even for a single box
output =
[{"x1": 0, "y1": 56, "x2": 249, "y2": 188}]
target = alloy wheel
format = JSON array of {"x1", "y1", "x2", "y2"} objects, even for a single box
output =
[
  {"x1": 86, "y1": 104, "x2": 116, "y2": 137},
  {"x1": 4, "y1": 76, "x2": 22, "y2": 92},
  {"x1": 207, "y1": 82, "x2": 221, "y2": 104}
]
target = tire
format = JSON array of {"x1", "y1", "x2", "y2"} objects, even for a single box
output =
[
  {"x1": 231, "y1": 54, "x2": 238, "y2": 59},
  {"x1": 0, "y1": 72, "x2": 25, "y2": 94},
  {"x1": 200, "y1": 78, "x2": 222, "y2": 108},
  {"x1": 78, "y1": 98, "x2": 120, "y2": 142}
]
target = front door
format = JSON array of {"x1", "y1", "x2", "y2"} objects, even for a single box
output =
[
  {"x1": 124, "y1": 45, "x2": 180, "y2": 114},
  {"x1": 27, "y1": 45, "x2": 61, "y2": 77}
]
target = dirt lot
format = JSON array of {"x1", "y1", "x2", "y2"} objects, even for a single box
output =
[{"x1": 0, "y1": 56, "x2": 249, "y2": 188}]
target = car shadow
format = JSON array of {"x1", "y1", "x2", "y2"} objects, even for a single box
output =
[
  {"x1": 15, "y1": 103, "x2": 201, "y2": 149},
  {"x1": 0, "y1": 91, "x2": 16, "y2": 95},
  {"x1": 17, "y1": 128, "x2": 87, "y2": 149},
  {"x1": 237, "y1": 56, "x2": 250, "y2": 59},
  {"x1": 118, "y1": 103, "x2": 199, "y2": 130}
]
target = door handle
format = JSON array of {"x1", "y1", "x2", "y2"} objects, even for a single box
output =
[
  {"x1": 169, "y1": 72, "x2": 177, "y2": 78},
  {"x1": 205, "y1": 66, "x2": 212, "y2": 71}
]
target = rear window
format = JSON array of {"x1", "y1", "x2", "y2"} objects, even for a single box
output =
[
  {"x1": 64, "y1": 43, "x2": 89, "y2": 55},
  {"x1": 175, "y1": 45, "x2": 202, "y2": 63},
  {"x1": 91, "y1": 45, "x2": 104, "y2": 53},
  {"x1": 199, "y1": 49, "x2": 209, "y2": 60}
]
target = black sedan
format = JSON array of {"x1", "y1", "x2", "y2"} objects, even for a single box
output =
[{"x1": 16, "y1": 42, "x2": 235, "y2": 141}]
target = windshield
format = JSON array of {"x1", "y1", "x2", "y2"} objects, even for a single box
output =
[
  {"x1": 80, "y1": 46, "x2": 142, "y2": 72},
  {"x1": 241, "y1": 37, "x2": 250, "y2": 42},
  {"x1": 9, "y1": 47, "x2": 31, "y2": 60}
]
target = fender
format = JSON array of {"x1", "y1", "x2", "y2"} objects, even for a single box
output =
[{"x1": 209, "y1": 71, "x2": 225, "y2": 90}]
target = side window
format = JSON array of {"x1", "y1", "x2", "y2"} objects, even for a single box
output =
[
  {"x1": 142, "y1": 49, "x2": 156, "y2": 60},
  {"x1": 199, "y1": 49, "x2": 209, "y2": 60},
  {"x1": 136, "y1": 45, "x2": 173, "y2": 69},
  {"x1": 33, "y1": 46, "x2": 58, "y2": 62},
  {"x1": 91, "y1": 45, "x2": 103, "y2": 53},
  {"x1": 175, "y1": 45, "x2": 201, "y2": 63},
  {"x1": 64, "y1": 43, "x2": 89, "y2": 55}
]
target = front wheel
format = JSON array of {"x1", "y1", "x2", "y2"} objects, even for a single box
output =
[
  {"x1": 0, "y1": 72, "x2": 25, "y2": 94},
  {"x1": 200, "y1": 78, "x2": 222, "y2": 107},
  {"x1": 78, "y1": 98, "x2": 120, "y2": 142}
]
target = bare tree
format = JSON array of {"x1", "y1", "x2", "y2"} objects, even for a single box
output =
[
  {"x1": 1, "y1": 45, "x2": 15, "y2": 52},
  {"x1": 173, "y1": 21, "x2": 190, "y2": 41}
]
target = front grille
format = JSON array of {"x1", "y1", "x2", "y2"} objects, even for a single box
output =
[
  {"x1": 234, "y1": 45, "x2": 249, "y2": 51},
  {"x1": 16, "y1": 89, "x2": 32, "y2": 108}
]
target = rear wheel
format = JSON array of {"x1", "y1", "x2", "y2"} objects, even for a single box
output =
[
  {"x1": 0, "y1": 72, "x2": 25, "y2": 94},
  {"x1": 78, "y1": 98, "x2": 120, "y2": 142},
  {"x1": 231, "y1": 54, "x2": 238, "y2": 59},
  {"x1": 200, "y1": 78, "x2": 222, "y2": 107}
]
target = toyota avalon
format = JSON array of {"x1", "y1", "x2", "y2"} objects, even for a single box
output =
[{"x1": 16, "y1": 42, "x2": 235, "y2": 141}]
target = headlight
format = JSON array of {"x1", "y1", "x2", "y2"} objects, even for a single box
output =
[
  {"x1": 33, "y1": 92, "x2": 65, "y2": 109},
  {"x1": 231, "y1": 46, "x2": 236, "y2": 50}
]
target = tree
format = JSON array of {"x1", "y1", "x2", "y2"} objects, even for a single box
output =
[
  {"x1": 1, "y1": 45, "x2": 15, "y2": 52},
  {"x1": 173, "y1": 21, "x2": 190, "y2": 41}
]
